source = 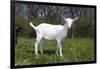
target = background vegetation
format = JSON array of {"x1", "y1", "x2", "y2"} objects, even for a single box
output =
[
  {"x1": 15, "y1": 3, "x2": 95, "y2": 38},
  {"x1": 14, "y1": 3, "x2": 95, "y2": 65}
]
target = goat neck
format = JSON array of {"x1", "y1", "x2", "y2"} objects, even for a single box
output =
[
  {"x1": 64, "y1": 22, "x2": 70, "y2": 30},
  {"x1": 59, "y1": 23, "x2": 68, "y2": 37}
]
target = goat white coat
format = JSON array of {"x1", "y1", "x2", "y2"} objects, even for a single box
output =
[{"x1": 30, "y1": 16, "x2": 78, "y2": 56}]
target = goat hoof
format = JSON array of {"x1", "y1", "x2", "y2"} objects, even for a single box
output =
[
  {"x1": 35, "y1": 54, "x2": 39, "y2": 58},
  {"x1": 60, "y1": 56, "x2": 64, "y2": 59}
]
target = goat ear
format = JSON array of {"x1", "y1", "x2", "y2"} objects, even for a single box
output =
[{"x1": 73, "y1": 17, "x2": 78, "y2": 22}]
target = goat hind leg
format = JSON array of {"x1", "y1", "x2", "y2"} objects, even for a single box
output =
[
  {"x1": 35, "y1": 41, "x2": 39, "y2": 56},
  {"x1": 35, "y1": 36, "x2": 42, "y2": 56},
  {"x1": 39, "y1": 39, "x2": 44, "y2": 55}
]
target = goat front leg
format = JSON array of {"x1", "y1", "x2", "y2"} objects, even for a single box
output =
[{"x1": 57, "y1": 40, "x2": 63, "y2": 57}]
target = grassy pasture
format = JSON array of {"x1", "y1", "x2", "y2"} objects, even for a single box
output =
[{"x1": 15, "y1": 37, "x2": 95, "y2": 66}]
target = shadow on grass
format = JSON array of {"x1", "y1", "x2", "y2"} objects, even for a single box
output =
[
  {"x1": 26, "y1": 49, "x2": 56, "y2": 56},
  {"x1": 26, "y1": 50, "x2": 34, "y2": 54},
  {"x1": 43, "y1": 49, "x2": 56, "y2": 56}
]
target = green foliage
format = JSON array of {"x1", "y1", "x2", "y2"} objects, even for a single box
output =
[
  {"x1": 15, "y1": 15, "x2": 31, "y2": 37},
  {"x1": 15, "y1": 16, "x2": 45, "y2": 38},
  {"x1": 75, "y1": 8, "x2": 95, "y2": 38},
  {"x1": 15, "y1": 37, "x2": 95, "y2": 65},
  {"x1": 31, "y1": 17, "x2": 45, "y2": 26}
]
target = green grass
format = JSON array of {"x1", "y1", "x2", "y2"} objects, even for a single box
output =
[{"x1": 15, "y1": 37, "x2": 95, "y2": 66}]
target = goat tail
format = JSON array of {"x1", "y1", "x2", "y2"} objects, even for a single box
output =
[{"x1": 29, "y1": 22, "x2": 36, "y2": 29}]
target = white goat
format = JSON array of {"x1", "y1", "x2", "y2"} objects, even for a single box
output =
[{"x1": 30, "y1": 16, "x2": 78, "y2": 57}]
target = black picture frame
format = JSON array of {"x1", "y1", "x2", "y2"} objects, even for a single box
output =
[{"x1": 11, "y1": 1, "x2": 96, "y2": 69}]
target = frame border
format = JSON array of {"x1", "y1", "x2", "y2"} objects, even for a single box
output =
[{"x1": 10, "y1": 1, "x2": 97, "y2": 69}]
